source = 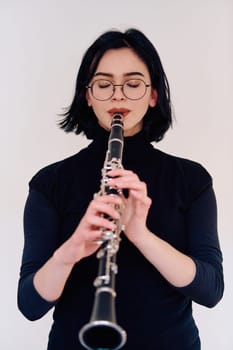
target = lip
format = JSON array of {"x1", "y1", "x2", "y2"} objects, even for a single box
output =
[{"x1": 108, "y1": 108, "x2": 130, "y2": 117}]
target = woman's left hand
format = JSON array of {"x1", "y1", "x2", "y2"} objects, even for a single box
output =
[
  {"x1": 107, "y1": 168, "x2": 197, "y2": 288},
  {"x1": 107, "y1": 168, "x2": 152, "y2": 243}
]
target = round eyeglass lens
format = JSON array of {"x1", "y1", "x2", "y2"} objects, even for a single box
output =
[{"x1": 123, "y1": 79, "x2": 147, "y2": 100}]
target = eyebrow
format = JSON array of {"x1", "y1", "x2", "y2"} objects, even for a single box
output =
[{"x1": 93, "y1": 71, "x2": 145, "y2": 78}]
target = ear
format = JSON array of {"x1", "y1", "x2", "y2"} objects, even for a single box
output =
[
  {"x1": 149, "y1": 89, "x2": 158, "y2": 108},
  {"x1": 86, "y1": 89, "x2": 92, "y2": 107}
]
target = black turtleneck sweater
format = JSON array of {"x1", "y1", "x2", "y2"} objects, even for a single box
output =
[{"x1": 18, "y1": 128, "x2": 224, "y2": 350}]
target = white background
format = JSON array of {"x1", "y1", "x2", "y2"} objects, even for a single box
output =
[{"x1": 1, "y1": 0, "x2": 232, "y2": 349}]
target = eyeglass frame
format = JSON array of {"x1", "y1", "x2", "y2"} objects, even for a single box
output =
[{"x1": 86, "y1": 78, "x2": 152, "y2": 101}]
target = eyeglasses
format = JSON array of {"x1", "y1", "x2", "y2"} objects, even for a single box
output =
[{"x1": 87, "y1": 79, "x2": 151, "y2": 101}]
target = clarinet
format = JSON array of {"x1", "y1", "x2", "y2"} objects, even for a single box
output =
[{"x1": 79, "y1": 113, "x2": 127, "y2": 350}]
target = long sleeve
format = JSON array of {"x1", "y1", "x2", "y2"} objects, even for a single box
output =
[
  {"x1": 175, "y1": 182, "x2": 224, "y2": 307},
  {"x1": 18, "y1": 189, "x2": 60, "y2": 320}
]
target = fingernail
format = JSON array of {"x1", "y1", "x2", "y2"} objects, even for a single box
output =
[{"x1": 104, "y1": 177, "x2": 113, "y2": 184}]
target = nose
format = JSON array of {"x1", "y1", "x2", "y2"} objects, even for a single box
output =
[{"x1": 111, "y1": 85, "x2": 126, "y2": 101}]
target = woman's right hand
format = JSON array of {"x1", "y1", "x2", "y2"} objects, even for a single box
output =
[
  {"x1": 53, "y1": 194, "x2": 122, "y2": 266},
  {"x1": 33, "y1": 193, "x2": 122, "y2": 302}
]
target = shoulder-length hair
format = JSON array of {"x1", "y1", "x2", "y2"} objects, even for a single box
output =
[{"x1": 59, "y1": 28, "x2": 172, "y2": 142}]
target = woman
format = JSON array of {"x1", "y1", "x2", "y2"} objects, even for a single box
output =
[{"x1": 18, "y1": 28, "x2": 224, "y2": 349}]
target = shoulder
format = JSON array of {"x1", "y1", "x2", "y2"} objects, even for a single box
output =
[
  {"x1": 158, "y1": 149, "x2": 211, "y2": 177},
  {"x1": 28, "y1": 148, "x2": 89, "y2": 196},
  {"x1": 154, "y1": 148, "x2": 213, "y2": 199}
]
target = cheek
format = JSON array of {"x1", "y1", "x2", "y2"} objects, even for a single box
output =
[
  {"x1": 90, "y1": 103, "x2": 101, "y2": 115},
  {"x1": 139, "y1": 100, "x2": 153, "y2": 115},
  {"x1": 88, "y1": 102, "x2": 106, "y2": 122}
]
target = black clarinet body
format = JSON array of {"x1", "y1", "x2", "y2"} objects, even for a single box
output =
[{"x1": 78, "y1": 114, "x2": 127, "y2": 350}]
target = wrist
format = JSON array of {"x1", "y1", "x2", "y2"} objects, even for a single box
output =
[
  {"x1": 52, "y1": 242, "x2": 79, "y2": 269},
  {"x1": 126, "y1": 224, "x2": 152, "y2": 246}
]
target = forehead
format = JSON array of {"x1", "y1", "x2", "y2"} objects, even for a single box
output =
[{"x1": 95, "y1": 48, "x2": 150, "y2": 77}]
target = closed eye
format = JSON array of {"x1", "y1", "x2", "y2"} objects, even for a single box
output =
[
  {"x1": 125, "y1": 80, "x2": 142, "y2": 88},
  {"x1": 96, "y1": 80, "x2": 112, "y2": 89}
]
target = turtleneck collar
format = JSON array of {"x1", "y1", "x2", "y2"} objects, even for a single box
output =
[{"x1": 87, "y1": 125, "x2": 155, "y2": 167}]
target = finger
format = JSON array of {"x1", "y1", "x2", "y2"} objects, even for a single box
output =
[
  {"x1": 88, "y1": 200, "x2": 121, "y2": 220},
  {"x1": 92, "y1": 194, "x2": 122, "y2": 206},
  {"x1": 89, "y1": 194, "x2": 122, "y2": 208},
  {"x1": 107, "y1": 169, "x2": 135, "y2": 178},
  {"x1": 112, "y1": 179, "x2": 148, "y2": 194},
  {"x1": 91, "y1": 240, "x2": 103, "y2": 246},
  {"x1": 87, "y1": 230, "x2": 105, "y2": 245},
  {"x1": 107, "y1": 170, "x2": 140, "y2": 184},
  {"x1": 110, "y1": 172, "x2": 138, "y2": 182},
  {"x1": 84, "y1": 215, "x2": 117, "y2": 231}
]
